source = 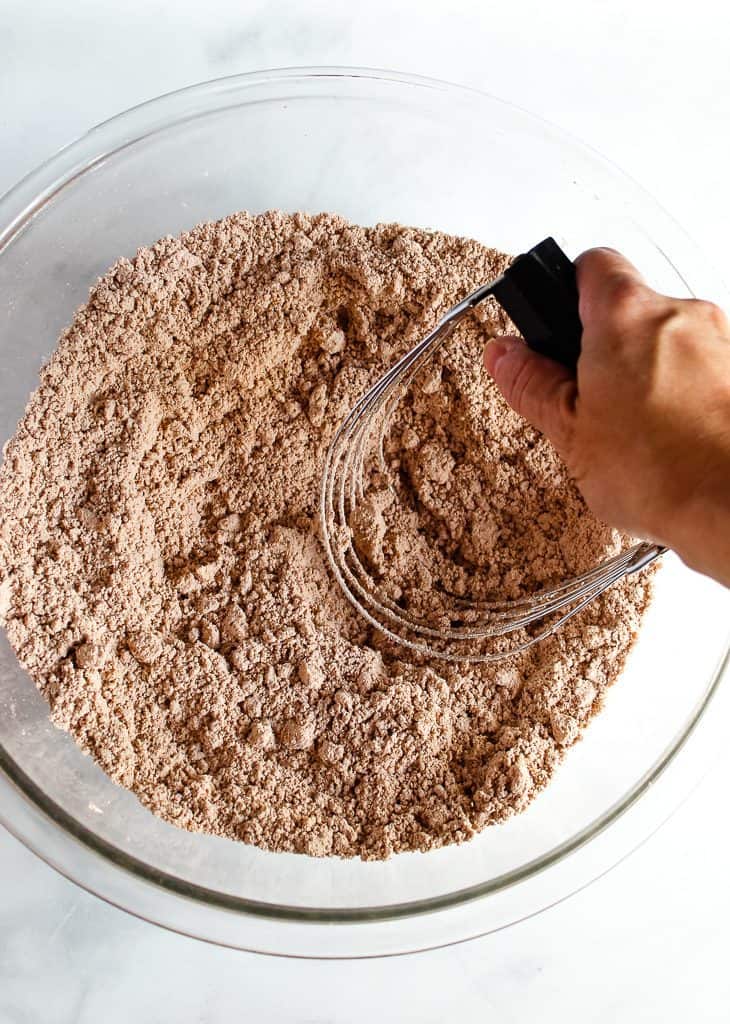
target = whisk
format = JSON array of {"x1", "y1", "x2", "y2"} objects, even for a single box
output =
[{"x1": 320, "y1": 238, "x2": 665, "y2": 662}]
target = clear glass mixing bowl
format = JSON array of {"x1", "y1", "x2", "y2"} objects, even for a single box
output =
[{"x1": 0, "y1": 67, "x2": 729, "y2": 958}]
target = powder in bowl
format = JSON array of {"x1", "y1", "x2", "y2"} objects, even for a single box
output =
[{"x1": 0, "y1": 211, "x2": 651, "y2": 859}]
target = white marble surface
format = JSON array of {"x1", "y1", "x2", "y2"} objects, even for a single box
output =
[{"x1": 1, "y1": 0, "x2": 730, "y2": 1019}]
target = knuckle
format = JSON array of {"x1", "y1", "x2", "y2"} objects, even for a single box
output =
[
  {"x1": 687, "y1": 298, "x2": 728, "y2": 333},
  {"x1": 575, "y1": 246, "x2": 620, "y2": 275},
  {"x1": 655, "y1": 298, "x2": 728, "y2": 354},
  {"x1": 508, "y1": 353, "x2": 536, "y2": 414},
  {"x1": 552, "y1": 382, "x2": 577, "y2": 451},
  {"x1": 605, "y1": 273, "x2": 646, "y2": 320}
]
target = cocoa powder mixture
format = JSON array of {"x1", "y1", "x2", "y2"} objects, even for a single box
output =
[{"x1": 0, "y1": 211, "x2": 651, "y2": 859}]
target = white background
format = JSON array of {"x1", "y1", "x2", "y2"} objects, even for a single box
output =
[{"x1": 1, "y1": 0, "x2": 730, "y2": 1020}]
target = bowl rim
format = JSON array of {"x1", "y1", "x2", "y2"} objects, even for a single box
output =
[{"x1": 1, "y1": 64, "x2": 728, "y2": 940}]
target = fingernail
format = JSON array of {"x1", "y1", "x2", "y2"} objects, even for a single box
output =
[{"x1": 483, "y1": 338, "x2": 509, "y2": 375}]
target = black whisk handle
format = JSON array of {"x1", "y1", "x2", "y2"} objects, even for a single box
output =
[{"x1": 490, "y1": 237, "x2": 582, "y2": 370}]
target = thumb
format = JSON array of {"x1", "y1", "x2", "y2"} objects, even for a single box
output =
[{"x1": 483, "y1": 336, "x2": 576, "y2": 448}]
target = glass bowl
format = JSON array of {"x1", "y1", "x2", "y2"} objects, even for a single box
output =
[{"x1": 0, "y1": 67, "x2": 728, "y2": 958}]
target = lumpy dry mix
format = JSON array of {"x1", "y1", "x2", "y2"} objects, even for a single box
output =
[{"x1": 0, "y1": 211, "x2": 651, "y2": 859}]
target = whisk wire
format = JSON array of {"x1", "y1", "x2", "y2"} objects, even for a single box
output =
[{"x1": 320, "y1": 283, "x2": 664, "y2": 663}]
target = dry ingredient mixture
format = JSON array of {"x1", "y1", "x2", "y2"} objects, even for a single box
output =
[{"x1": 0, "y1": 211, "x2": 651, "y2": 860}]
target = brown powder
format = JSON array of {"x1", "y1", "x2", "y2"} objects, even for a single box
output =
[{"x1": 0, "y1": 211, "x2": 651, "y2": 860}]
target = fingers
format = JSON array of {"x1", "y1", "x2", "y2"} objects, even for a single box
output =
[
  {"x1": 575, "y1": 247, "x2": 652, "y2": 336},
  {"x1": 484, "y1": 336, "x2": 576, "y2": 449}
]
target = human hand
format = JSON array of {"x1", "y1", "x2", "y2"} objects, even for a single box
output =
[{"x1": 484, "y1": 247, "x2": 730, "y2": 586}]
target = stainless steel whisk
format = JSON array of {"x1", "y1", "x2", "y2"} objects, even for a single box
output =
[{"x1": 320, "y1": 238, "x2": 664, "y2": 662}]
